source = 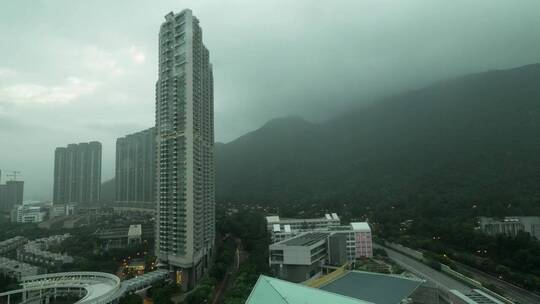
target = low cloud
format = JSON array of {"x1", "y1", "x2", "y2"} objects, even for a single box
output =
[
  {"x1": 0, "y1": 77, "x2": 98, "y2": 105},
  {"x1": 129, "y1": 46, "x2": 146, "y2": 64},
  {"x1": 82, "y1": 45, "x2": 125, "y2": 77},
  {"x1": 0, "y1": 67, "x2": 17, "y2": 78}
]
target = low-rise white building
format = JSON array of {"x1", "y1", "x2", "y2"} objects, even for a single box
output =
[
  {"x1": 479, "y1": 216, "x2": 540, "y2": 239},
  {"x1": 269, "y1": 222, "x2": 373, "y2": 282},
  {"x1": 269, "y1": 232, "x2": 329, "y2": 283},
  {"x1": 11, "y1": 205, "x2": 47, "y2": 223},
  {"x1": 266, "y1": 213, "x2": 341, "y2": 243}
]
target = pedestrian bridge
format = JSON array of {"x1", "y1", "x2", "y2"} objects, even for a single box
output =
[{"x1": 0, "y1": 270, "x2": 169, "y2": 304}]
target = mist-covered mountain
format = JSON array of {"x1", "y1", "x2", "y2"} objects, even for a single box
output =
[{"x1": 216, "y1": 63, "x2": 540, "y2": 211}]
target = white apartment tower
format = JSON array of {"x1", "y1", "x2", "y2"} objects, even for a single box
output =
[{"x1": 156, "y1": 9, "x2": 215, "y2": 289}]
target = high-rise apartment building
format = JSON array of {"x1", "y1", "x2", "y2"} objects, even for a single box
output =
[
  {"x1": 0, "y1": 171, "x2": 24, "y2": 210},
  {"x1": 53, "y1": 142, "x2": 102, "y2": 204},
  {"x1": 5, "y1": 181, "x2": 24, "y2": 210},
  {"x1": 115, "y1": 127, "x2": 156, "y2": 203},
  {"x1": 0, "y1": 184, "x2": 6, "y2": 210},
  {"x1": 155, "y1": 9, "x2": 215, "y2": 289}
]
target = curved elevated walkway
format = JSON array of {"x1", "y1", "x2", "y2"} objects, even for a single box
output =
[{"x1": 0, "y1": 270, "x2": 169, "y2": 304}]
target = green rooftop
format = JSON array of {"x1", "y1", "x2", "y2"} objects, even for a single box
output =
[
  {"x1": 246, "y1": 275, "x2": 373, "y2": 304},
  {"x1": 319, "y1": 271, "x2": 424, "y2": 304}
]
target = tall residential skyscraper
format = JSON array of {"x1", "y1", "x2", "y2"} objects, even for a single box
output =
[
  {"x1": 115, "y1": 127, "x2": 156, "y2": 203},
  {"x1": 0, "y1": 170, "x2": 5, "y2": 210},
  {"x1": 5, "y1": 180, "x2": 24, "y2": 209},
  {"x1": 155, "y1": 9, "x2": 215, "y2": 289},
  {"x1": 53, "y1": 142, "x2": 102, "y2": 204},
  {"x1": 0, "y1": 171, "x2": 24, "y2": 210}
]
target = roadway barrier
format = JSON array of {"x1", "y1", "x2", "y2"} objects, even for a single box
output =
[
  {"x1": 381, "y1": 242, "x2": 515, "y2": 304},
  {"x1": 384, "y1": 242, "x2": 424, "y2": 261},
  {"x1": 440, "y1": 264, "x2": 482, "y2": 288}
]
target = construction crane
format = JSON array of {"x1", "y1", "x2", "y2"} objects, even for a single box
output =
[{"x1": 6, "y1": 171, "x2": 21, "y2": 181}]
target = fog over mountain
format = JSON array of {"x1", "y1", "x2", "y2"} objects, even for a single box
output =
[
  {"x1": 1, "y1": 0, "x2": 540, "y2": 200},
  {"x1": 216, "y1": 63, "x2": 540, "y2": 209}
]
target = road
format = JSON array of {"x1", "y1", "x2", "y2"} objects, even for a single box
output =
[
  {"x1": 453, "y1": 260, "x2": 540, "y2": 304},
  {"x1": 375, "y1": 244, "x2": 471, "y2": 293}
]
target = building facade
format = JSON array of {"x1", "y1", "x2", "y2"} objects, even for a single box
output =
[
  {"x1": 115, "y1": 127, "x2": 156, "y2": 204},
  {"x1": 266, "y1": 213, "x2": 341, "y2": 243},
  {"x1": 1, "y1": 180, "x2": 24, "y2": 211},
  {"x1": 479, "y1": 216, "x2": 540, "y2": 239},
  {"x1": 53, "y1": 142, "x2": 102, "y2": 204},
  {"x1": 0, "y1": 184, "x2": 6, "y2": 210},
  {"x1": 155, "y1": 9, "x2": 215, "y2": 289},
  {"x1": 269, "y1": 232, "x2": 329, "y2": 283},
  {"x1": 269, "y1": 222, "x2": 373, "y2": 282},
  {"x1": 11, "y1": 205, "x2": 46, "y2": 223}
]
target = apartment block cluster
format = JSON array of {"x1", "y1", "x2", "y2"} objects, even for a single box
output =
[
  {"x1": 0, "y1": 237, "x2": 39, "y2": 281},
  {"x1": 17, "y1": 234, "x2": 74, "y2": 267},
  {"x1": 266, "y1": 213, "x2": 373, "y2": 283},
  {"x1": 0, "y1": 235, "x2": 73, "y2": 280},
  {"x1": 0, "y1": 238, "x2": 34, "y2": 280},
  {"x1": 479, "y1": 216, "x2": 540, "y2": 239},
  {"x1": 0, "y1": 236, "x2": 27, "y2": 255},
  {"x1": 9, "y1": 201, "x2": 77, "y2": 224},
  {"x1": 0, "y1": 257, "x2": 39, "y2": 280}
]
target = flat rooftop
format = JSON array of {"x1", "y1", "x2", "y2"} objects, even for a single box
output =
[
  {"x1": 351, "y1": 222, "x2": 371, "y2": 232},
  {"x1": 319, "y1": 271, "x2": 423, "y2": 304},
  {"x1": 266, "y1": 213, "x2": 340, "y2": 224},
  {"x1": 281, "y1": 232, "x2": 329, "y2": 247}
]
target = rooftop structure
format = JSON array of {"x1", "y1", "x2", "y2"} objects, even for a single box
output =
[
  {"x1": 281, "y1": 232, "x2": 329, "y2": 246},
  {"x1": 0, "y1": 257, "x2": 40, "y2": 280},
  {"x1": 266, "y1": 213, "x2": 340, "y2": 243},
  {"x1": 18, "y1": 234, "x2": 74, "y2": 267},
  {"x1": 319, "y1": 271, "x2": 424, "y2": 304},
  {"x1": 350, "y1": 222, "x2": 371, "y2": 232},
  {"x1": 246, "y1": 275, "x2": 371, "y2": 304},
  {"x1": 0, "y1": 236, "x2": 27, "y2": 255}
]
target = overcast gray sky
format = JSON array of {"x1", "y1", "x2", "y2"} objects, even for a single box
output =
[{"x1": 1, "y1": 0, "x2": 540, "y2": 200}]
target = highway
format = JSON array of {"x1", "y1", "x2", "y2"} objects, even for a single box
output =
[
  {"x1": 453, "y1": 260, "x2": 540, "y2": 304},
  {"x1": 375, "y1": 244, "x2": 471, "y2": 293}
]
